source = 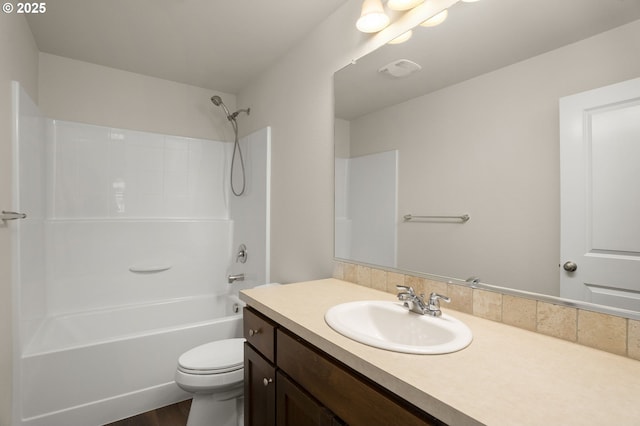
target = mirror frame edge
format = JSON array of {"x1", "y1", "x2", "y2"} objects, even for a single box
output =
[{"x1": 333, "y1": 256, "x2": 640, "y2": 321}]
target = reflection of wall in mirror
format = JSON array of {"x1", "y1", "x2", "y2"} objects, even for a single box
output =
[{"x1": 344, "y1": 19, "x2": 640, "y2": 296}]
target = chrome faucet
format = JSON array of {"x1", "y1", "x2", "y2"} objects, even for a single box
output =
[
  {"x1": 396, "y1": 285, "x2": 450, "y2": 317},
  {"x1": 228, "y1": 273, "x2": 245, "y2": 284},
  {"x1": 426, "y1": 292, "x2": 451, "y2": 317},
  {"x1": 396, "y1": 285, "x2": 427, "y2": 314}
]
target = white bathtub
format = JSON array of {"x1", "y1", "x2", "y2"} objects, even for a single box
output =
[{"x1": 19, "y1": 294, "x2": 243, "y2": 426}]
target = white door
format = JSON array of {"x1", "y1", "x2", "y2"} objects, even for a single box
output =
[{"x1": 560, "y1": 77, "x2": 640, "y2": 311}]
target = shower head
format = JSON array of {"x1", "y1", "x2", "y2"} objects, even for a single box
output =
[
  {"x1": 210, "y1": 95, "x2": 250, "y2": 122},
  {"x1": 210, "y1": 95, "x2": 232, "y2": 120},
  {"x1": 210, "y1": 95, "x2": 223, "y2": 106}
]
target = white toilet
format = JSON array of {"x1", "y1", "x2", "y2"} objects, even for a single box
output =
[{"x1": 175, "y1": 338, "x2": 246, "y2": 426}]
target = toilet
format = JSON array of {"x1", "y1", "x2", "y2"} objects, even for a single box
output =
[{"x1": 175, "y1": 338, "x2": 246, "y2": 426}]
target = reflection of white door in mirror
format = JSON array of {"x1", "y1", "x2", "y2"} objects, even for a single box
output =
[{"x1": 560, "y1": 77, "x2": 640, "y2": 310}]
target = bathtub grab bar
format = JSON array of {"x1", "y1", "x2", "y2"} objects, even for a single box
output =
[
  {"x1": 1, "y1": 210, "x2": 27, "y2": 221},
  {"x1": 403, "y1": 214, "x2": 470, "y2": 223},
  {"x1": 129, "y1": 265, "x2": 172, "y2": 273}
]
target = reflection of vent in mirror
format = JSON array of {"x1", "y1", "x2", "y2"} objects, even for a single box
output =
[{"x1": 378, "y1": 59, "x2": 422, "y2": 78}]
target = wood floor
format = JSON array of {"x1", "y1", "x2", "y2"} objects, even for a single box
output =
[{"x1": 104, "y1": 400, "x2": 191, "y2": 426}]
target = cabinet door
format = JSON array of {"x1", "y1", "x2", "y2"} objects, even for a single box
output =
[
  {"x1": 277, "y1": 329, "x2": 444, "y2": 426},
  {"x1": 276, "y1": 371, "x2": 343, "y2": 426},
  {"x1": 245, "y1": 343, "x2": 276, "y2": 426}
]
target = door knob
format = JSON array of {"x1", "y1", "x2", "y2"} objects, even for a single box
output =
[{"x1": 563, "y1": 261, "x2": 577, "y2": 272}]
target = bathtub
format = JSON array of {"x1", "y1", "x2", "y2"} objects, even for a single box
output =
[{"x1": 19, "y1": 294, "x2": 243, "y2": 426}]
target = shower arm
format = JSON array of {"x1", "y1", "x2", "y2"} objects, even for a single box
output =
[{"x1": 230, "y1": 108, "x2": 251, "y2": 120}]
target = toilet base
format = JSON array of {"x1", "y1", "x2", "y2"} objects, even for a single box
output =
[{"x1": 186, "y1": 395, "x2": 244, "y2": 426}]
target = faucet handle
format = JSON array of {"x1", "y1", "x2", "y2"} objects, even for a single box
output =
[
  {"x1": 429, "y1": 293, "x2": 450, "y2": 305},
  {"x1": 396, "y1": 285, "x2": 415, "y2": 295},
  {"x1": 427, "y1": 293, "x2": 450, "y2": 316}
]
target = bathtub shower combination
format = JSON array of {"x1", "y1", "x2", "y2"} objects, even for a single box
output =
[
  {"x1": 11, "y1": 83, "x2": 271, "y2": 426},
  {"x1": 22, "y1": 296, "x2": 243, "y2": 426}
]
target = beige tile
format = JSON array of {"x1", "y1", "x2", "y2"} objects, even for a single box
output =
[
  {"x1": 370, "y1": 268, "x2": 387, "y2": 292},
  {"x1": 423, "y1": 279, "x2": 448, "y2": 297},
  {"x1": 343, "y1": 263, "x2": 358, "y2": 284},
  {"x1": 333, "y1": 265, "x2": 640, "y2": 360},
  {"x1": 385, "y1": 272, "x2": 405, "y2": 294},
  {"x1": 447, "y1": 284, "x2": 473, "y2": 314},
  {"x1": 332, "y1": 262, "x2": 344, "y2": 280},
  {"x1": 503, "y1": 295, "x2": 537, "y2": 332},
  {"x1": 405, "y1": 275, "x2": 425, "y2": 295},
  {"x1": 357, "y1": 265, "x2": 372, "y2": 287},
  {"x1": 473, "y1": 289, "x2": 502, "y2": 322},
  {"x1": 537, "y1": 302, "x2": 577, "y2": 342},
  {"x1": 629, "y1": 320, "x2": 640, "y2": 361},
  {"x1": 578, "y1": 310, "x2": 627, "y2": 356}
]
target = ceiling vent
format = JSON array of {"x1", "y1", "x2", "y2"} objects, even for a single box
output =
[{"x1": 378, "y1": 59, "x2": 422, "y2": 78}]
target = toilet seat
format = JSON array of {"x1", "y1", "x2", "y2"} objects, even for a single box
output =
[{"x1": 178, "y1": 337, "x2": 245, "y2": 375}]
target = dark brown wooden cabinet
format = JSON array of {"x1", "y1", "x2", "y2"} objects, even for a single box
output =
[
  {"x1": 243, "y1": 307, "x2": 445, "y2": 426},
  {"x1": 243, "y1": 307, "x2": 277, "y2": 426},
  {"x1": 276, "y1": 371, "x2": 342, "y2": 426},
  {"x1": 244, "y1": 344, "x2": 276, "y2": 426}
]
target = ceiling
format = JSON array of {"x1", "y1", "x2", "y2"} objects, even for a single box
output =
[
  {"x1": 25, "y1": 0, "x2": 349, "y2": 93},
  {"x1": 336, "y1": 0, "x2": 640, "y2": 120}
]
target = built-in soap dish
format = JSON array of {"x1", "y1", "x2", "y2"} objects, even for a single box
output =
[{"x1": 129, "y1": 264, "x2": 172, "y2": 273}]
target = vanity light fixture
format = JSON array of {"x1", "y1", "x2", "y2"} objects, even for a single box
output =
[
  {"x1": 387, "y1": 0, "x2": 425, "y2": 11},
  {"x1": 356, "y1": 0, "x2": 479, "y2": 39},
  {"x1": 419, "y1": 9, "x2": 448, "y2": 27},
  {"x1": 356, "y1": 0, "x2": 390, "y2": 33}
]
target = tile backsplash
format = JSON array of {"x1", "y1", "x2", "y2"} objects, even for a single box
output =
[{"x1": 334, "y1": 261, "x2": 640, "y2": 361}]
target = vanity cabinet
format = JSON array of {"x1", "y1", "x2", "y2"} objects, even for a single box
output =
[
  {"x1": 243, "y1": 308, "x2": 277, "y2": 426},
  {"x1": 243, "y1": 307, "x2": 446, "y2": 426}
]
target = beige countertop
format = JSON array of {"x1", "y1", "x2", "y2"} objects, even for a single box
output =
[{"x1": 240, "y1": 279, "x2": 640, "y2": 426}]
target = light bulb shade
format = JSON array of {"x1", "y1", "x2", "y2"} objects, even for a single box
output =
[
  {"x1": 356, "y1": 0, "x2": 390, "y2": 33},
  {"x1": 419, "y1": 9, "x2": 448, "y2": 27},
  {"x1": 388, "y1": 30, "x2": 413, "y2": 44},
  {"x1": 387, "y1": 0, "x2": 425, "y2": 11}
]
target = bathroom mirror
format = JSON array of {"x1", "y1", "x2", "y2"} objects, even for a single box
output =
[{"x1": 334, "y1": 0, "x2": 640, "y2": 316}]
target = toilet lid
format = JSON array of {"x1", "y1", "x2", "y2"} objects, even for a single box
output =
[{"x1": 178, "y1": 338, "x2": 245, "y2": 374}]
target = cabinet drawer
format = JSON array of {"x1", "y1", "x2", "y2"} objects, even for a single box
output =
[
  {"x1": 277, "y1": 329, "x2": 444, "y2": 426},
  {"x1": 244, "y1": 307, "x2": 277, "y2": 362}
]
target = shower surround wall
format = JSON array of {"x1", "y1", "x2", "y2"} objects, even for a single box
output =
[
  {"x1": 40, "y1": 121, "x2": 230, "y2": 318},
  {"x1": 335, "y1": 150, "x2": 398, "y2": 268},
  {"x1": 44, "y1": 120, "x2": 233, "y2": 317},
  {"x1": 13, "y1": 82, "x2": 272, "y2": 424}
]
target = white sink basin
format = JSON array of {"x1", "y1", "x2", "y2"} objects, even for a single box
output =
[{"x1": 325, "y1": 300, "x2": 472, "y2": 354}]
